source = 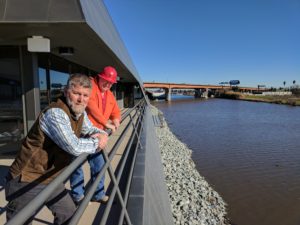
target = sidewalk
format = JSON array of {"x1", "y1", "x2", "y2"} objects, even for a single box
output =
[{"x1": 0, "y1": 110, "x2": 134, "y2": 225}]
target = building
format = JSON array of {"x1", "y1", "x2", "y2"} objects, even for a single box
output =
[
  {"x1": 0, "y1": 2, "x2": 174, "y2": 225},
  {"x1": 0, "y1": 0, "x2": 143, "y2": 156}
]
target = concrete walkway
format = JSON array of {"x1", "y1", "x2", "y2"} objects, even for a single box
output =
[{"x1": 0, "y1": 108, "x2": 135, "y2": 225}]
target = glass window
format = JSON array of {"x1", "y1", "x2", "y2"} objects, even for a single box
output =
[
  {"x1": 39, "y1": 68, "x2": 49, "y2": 110},
  {"x1": 38, "y1": 54, "x2": 95, "y2": 107},
  {"x1": 116, "y1": 84, "x2": 124, "y2": 100},
  {"x1": 0, "y1": 47, "x2": 24, "y2": 156},
  {"x1": 50, "y1": 70, "x2": 69, "y2": 102},
  {"x1": 134, "y1": 85, "x2": 143, "y2": 99}
]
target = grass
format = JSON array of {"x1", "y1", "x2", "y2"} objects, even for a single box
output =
[{"x1": 218, "y1": 92, "x2": 300, "y2": 106}]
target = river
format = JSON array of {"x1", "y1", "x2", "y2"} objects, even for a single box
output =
[{"x1": 153, "y1": 96, "x2": 300, "y2": 225}]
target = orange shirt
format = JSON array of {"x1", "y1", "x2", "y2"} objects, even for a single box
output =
[{"x1": 86, "y1": 77, "x2": 121, "y2": 130}]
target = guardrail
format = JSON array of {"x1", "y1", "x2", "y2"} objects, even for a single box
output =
[{"x1": 5, "y1": 98, "x2": 147, "y2": 225}]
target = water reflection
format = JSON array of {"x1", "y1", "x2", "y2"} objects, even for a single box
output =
[{"x1": 154, "y1": 98, "x2": 300, "y2": 225}]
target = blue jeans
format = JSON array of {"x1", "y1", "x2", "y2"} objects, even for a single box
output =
[{"x1": 70, "y1": 152, "x2": 106, "y2": 201}]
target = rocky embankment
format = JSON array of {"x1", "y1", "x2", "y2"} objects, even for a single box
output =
[{"x1": 151, "y1": 106, "x2": 228, "y2": 225}]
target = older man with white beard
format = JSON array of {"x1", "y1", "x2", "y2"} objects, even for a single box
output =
[{"x1": 5, "y1": 74, "x2": 108, "y2": 225}]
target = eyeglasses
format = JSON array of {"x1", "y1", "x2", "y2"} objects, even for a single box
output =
[{"x1": 101, "y1": 79, "x2": 113, "y2": 87}]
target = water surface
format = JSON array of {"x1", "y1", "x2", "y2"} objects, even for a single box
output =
[{"x1": 154, "y1": 97, "x2": 300, "y2": 225}]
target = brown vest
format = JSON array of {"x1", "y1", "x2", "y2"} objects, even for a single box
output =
[{"x1": 9, "y1": 97, "x2": 84, "y2": 184}]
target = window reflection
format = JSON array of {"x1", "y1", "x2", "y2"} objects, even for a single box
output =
[
  {"x1": 0, "y1": 47, "x2": 24, "y2": 156},
  {"x1": 39, "y1": 68, "x2": 49, "y2": 110},
  {"x1": 50, "y1": 70, "x2": 69, "y2": 102}
]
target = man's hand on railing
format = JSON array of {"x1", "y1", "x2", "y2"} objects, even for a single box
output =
[
  {"x1": 105, "y1": 122, "x2": 116, "y2": 133},
  {"x1": 91, "y1": 132, "x2": 108, "y2": 150},
  {"x1": 113, "y1": 119, "x2": 120, "y2": 130}
]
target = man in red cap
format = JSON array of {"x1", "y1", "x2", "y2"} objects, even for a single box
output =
[{"x1": 70, "y1": 66, "x2": 121, "y2": 204}]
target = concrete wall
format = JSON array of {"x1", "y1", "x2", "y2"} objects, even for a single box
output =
[{"x1": 127, "y1": 106, "x2": 174, "y2": 225}]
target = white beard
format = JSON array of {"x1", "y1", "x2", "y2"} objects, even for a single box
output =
[{"x1": 66, "y1": 97, "x2": 85, "y2": 116}]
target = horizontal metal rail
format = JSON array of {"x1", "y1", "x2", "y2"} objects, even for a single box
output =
[
  {"x1": 117, "y1": 112, "x2": 144, "y2": 225},
  {"x1": 100, "y1": 104, "x2": 146, "y2": 225},
  {"x1": 70, "y1": 101, "x2": 146, "y2": 224},
  {"x1": 5, "y1": 98, "x2": 146, "y2": 225}
]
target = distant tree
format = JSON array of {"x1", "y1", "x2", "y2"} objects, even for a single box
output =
[
  {"x1": 291, "y1": 80, "x2": 300, "y2": 96},
  {"x1": 291, "y1": 85, "x2": 300, "y2": 96},
  {"x1": 232, "y1": 86, "x2": 239, "y2": 92}
]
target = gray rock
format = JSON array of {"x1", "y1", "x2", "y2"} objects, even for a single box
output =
[{"x1": 151, "y1": 106, "x2": 229, "y2": 225}]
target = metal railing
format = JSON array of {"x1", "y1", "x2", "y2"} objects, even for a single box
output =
[{"x1": 5, "y1": 98, "x2": 147, "y2": 225}]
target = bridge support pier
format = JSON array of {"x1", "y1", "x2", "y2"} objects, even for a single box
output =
[
  {"x1": 202, "y1": 88, "x2": 209, "y2": 98},
  {"x1": 165, "y1": 88, "x2": 171, "y2": 101},
  {"x1": 194, "y1": 89, "x2": 202, "y2": 98}
]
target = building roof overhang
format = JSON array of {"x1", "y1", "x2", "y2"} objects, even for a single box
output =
[{"x1": 0, "y1": 0, "x2": 141, "y2": 84}]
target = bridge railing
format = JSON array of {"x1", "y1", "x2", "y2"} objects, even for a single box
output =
[{"x1": 5, "y1": 98, "x2": 147, "y2": 225}]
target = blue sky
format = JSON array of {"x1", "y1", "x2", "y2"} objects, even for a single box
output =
[{"x1": 104, "y1": 0, "x2": 300, "y2": 88}]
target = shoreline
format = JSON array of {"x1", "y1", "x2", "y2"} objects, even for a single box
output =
[
  {"x1": 151, "y1": 105, "x2": 228, "y2": 225},
  {"x1": 217, "y1": 92, "x2": 300, "y2": 106}
]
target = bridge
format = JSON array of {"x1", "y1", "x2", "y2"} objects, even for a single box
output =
[
  {"x1": 143, "y1": 82, "x2": 230, "y2": 90},
  {"x1": 143, "y1": 82, "x2": 268, "y2": 101}
]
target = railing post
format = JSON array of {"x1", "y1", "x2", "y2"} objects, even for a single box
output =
[{"x1": 5, "y1": 99, "x2": 148, "y2": 225}]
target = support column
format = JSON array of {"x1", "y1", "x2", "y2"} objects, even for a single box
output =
[
  {"x1": 165, "y1": 88, "x2": 171, "y2": 101},
  {"x1": 202, "y1": 88, "x2": 209, "y2": 99},
  {"x1": 194, "y1": 89, "x2": 201, "y2": 98},
  {"x1": 19, "y1": 46, "x2": 40, "y2": 133}
]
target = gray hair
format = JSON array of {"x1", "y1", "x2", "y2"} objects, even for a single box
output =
[{"x1": 66, "y1": 73, "x2": 92, "y2": 90}]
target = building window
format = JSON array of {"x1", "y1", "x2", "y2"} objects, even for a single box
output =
[
  {"x1": 39, "y1": 67, "x2": 49, "y2": 110},
  {"x1": 0, "y1": 47, "x2": 24, "y2": 156},
  {"x1": 38, "y1": 54, "x2": 95, "y2": 107},
  {"x1": 50, "y1": 70, "x2": 69, "y2": 102}
]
